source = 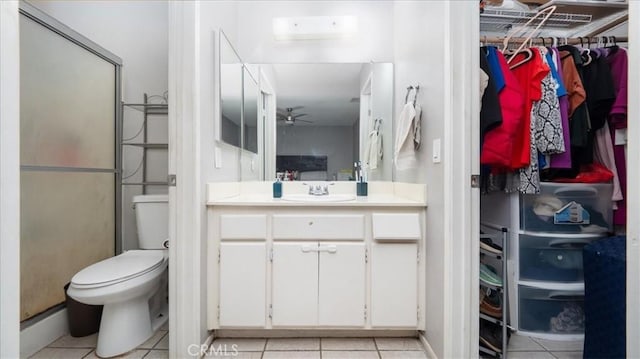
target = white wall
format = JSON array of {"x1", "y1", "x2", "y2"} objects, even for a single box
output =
[
  {"x1": 30, "y1": 0, "x2": 169, "y2": 252},
  {"x1": 276, "y1": 125, "x2": 355, "y2": 180},
  {"x1": 392, "y1": 1, "x2": 447, "y2": 357},
  {"x1": 0, "y1": 1, "x2": 21, "y2": 357}
]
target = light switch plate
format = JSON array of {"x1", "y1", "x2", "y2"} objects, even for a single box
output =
[{"x1": 432, "y1": 138, "x2": 441, "y2": 163}]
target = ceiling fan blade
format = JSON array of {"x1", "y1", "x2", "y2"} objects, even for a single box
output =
[
  {"x1": 297, "y1": 119, "x2": 314, "y2": 123},
  {"x1": 292, "y1": 113, "x2": 307, "y2": 118},
  {"x1": 287, "y1": 106, "x2": 304, "y2": 111}
]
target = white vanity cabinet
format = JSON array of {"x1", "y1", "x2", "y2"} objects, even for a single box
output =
[
  {"x1": 208, "y1": 204, "x2": 426, "y2": 331},
  {"x1": 370, "y1": 243, "x2": 418, "y2": 327},
  {"x1": 217, "y1": 214, "x2": 268, "y2": 327},
  {"x1": 219, "y1": 242, "x2": 266, "y2": 327},
  {"x1": 271, "y1": 242, "x2": 366, "y2": 327}
]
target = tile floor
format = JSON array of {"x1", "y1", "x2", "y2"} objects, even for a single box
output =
[
  {"x1": 29, "y1": 322, "x2": 169, "y2": 359},
  {"x1": 31, "y1": 330, "x2": 581, "y2": 359},
  {"x1": 30, "y1": 335, "x2": 428, "y2": 359},
  {"x1": 205, "y1": 337, "x2": 427, "y2": 358},
  {"x1": 506, "y1": 334, "x2": 583, "y2": 359}
]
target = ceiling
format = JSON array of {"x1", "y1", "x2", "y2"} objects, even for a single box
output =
[{"x1": 269, "y1": 63, "x2": 363, "y2": 126}]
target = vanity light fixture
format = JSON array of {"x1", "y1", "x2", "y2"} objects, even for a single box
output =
[{"x1": 272, "y1": 16, "x2": 358, "y2": 40}]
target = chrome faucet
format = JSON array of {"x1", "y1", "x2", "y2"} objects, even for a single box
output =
[{"x1": 303, "y1": 182, "x2": 334, "y2": 196}]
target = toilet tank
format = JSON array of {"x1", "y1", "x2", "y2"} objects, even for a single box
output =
[{"x1": 132, "y1": 194, "x2": 168, "y2": 249}]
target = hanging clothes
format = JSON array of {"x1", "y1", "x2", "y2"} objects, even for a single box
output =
[
  {"x1": 559, "y1": 46, "x2": 592, "y2": 171},
  {"x1": 593, "y1": 121, "x2": 624, "y2": 203},
  {"x1": 481, "y1": 47, "x2": 525, "y2": 169},
  {"x1": 607, "y1": 47, "x2": 629, "y2": 226},
  {"x1": 534, "y1": 47, "x2": 565, "y2": 156},
  {"x1": 549, "y1": 47, "x2": 573, "y2": 169},
  {"x1": 510, "y1": 49, "x2": 549, "y2": 169},
  {"x1": 480, "y1": 48, "x2": 503, "y2": 146},
  {"x1": 480, "y1": 68, "x2": 489, "y2": 104},
  {"x1": 582, "y1": 49, "x2": 616, "y2": 132}
]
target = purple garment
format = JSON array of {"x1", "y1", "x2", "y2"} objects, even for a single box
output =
[
  {"x1": 607, "y1": 48, "x2": 628, "y2": 225},
  {"x1": 550, "y1": 47, "x2": 572, "y2": 168},
  {"x1": 608, "y1": 48, "x2": 628, "y2": 123}
]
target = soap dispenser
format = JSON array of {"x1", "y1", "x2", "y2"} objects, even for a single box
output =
[{"x1": 273, "y1": 178, "x2": 282, "y2": 198}]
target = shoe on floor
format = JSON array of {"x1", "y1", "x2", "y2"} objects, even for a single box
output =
[
  {"x1": 480, "y1": 288, "x2": 502, "y2": 318},
  {"x1": 479, "y1": 320, "x2": 503, "y2": 353},
  {"x1": 480, "y1": 237, "x2": 503, "y2": 255},
  {"x1": 480, "y1": 263, "x2": 503, "y2": 287}
]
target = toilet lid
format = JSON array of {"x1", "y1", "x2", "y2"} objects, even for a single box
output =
[{"x1": 71, "y1": 250, "x2": 165, "y2": 287}]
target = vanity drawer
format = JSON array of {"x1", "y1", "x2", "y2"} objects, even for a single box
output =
[
  {"x1": 372, "y1": 213, "x2": 421, "y2": 242},
  {"x1": 519, "y1": 233, "x2": 602, "y2": 283},
  {"x1": 272, "y1": 214, "x2": 364, "y2": 240},
  {"x1": 220, "y1": 214, "x2": 267, "y2": 239},
  {"x1": 519, "y1": 285, "x2": 585, "y2": 334}
]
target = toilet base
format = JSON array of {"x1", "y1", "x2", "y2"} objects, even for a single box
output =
[{"x1": 96, "y1": 297, "x2": 153, "y2": 358}]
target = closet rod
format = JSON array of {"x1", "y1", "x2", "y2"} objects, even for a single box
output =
[{"x1": 481, "y1": 35, "x2": 628, "y2": 45}]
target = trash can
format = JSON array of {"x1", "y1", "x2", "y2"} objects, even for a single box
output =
[{"x1": 64, "y1": 283, "x2": 103, "y2": 337}]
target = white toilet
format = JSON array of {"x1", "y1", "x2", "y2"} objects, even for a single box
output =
[{"x1": 67, "y1": 194, "x2": 169, "y2": 358}]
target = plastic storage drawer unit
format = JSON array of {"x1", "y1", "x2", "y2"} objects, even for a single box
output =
[
  {"x1": 518, "y1": 285, "x2": 585, "y2": 334},
  {"x1": 519, "y1": 183, "x2": 613, "y2": 234},
  {"x1": 519, "y1": 233, "x2": 604, "y2": 283}
]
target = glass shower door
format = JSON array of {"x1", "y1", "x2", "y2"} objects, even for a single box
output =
[{"x1": 19, "y1": 11, "x2": 121, "y2": 321}]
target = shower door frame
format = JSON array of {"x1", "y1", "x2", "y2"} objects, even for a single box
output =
[{"x1": 17, "y1": 0, "x2": 122, "y2": 322}]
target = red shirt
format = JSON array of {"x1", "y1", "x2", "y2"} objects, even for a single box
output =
[
  {"x1": 509, "y1": 49, "x2": 549, "y2": 168},
  {"x1": 481, "y1": 51, "x2": 526, "y2": 169}
]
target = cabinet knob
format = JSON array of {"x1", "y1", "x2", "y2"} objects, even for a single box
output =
[{"x1": 308, "y1": 221, "x2": 313, "y2": 226}]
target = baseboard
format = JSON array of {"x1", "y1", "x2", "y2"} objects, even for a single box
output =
[
  {"x1": 418, "y1": 331, "x2": 438, "y2": 359},
  {"x1": 20, "y1": 308, "x2": 69, "y2": 358},
  {"x1": 214, "y1": 329, "x2": 418, "y2": 338}
]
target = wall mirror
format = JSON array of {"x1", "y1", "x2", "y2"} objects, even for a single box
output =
[
  {"x1": 219, "y1": 30, "x2": 243, "y2": 148},
  {"x1": 257, "y1": 62, "x2": 393, "y2": 181}
]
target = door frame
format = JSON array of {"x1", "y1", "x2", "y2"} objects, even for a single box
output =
[
  {"x1": 454, "y1": 2, "x2": 640, "y2": 358},
  {"x1": 0, "y1": 1, "x2": 21, "y2": 357},
  {"x1": 443, "y1": 1, "x2": 480, "y2": 358},
  {"x1": 626, "y1": 2, "x2": 639, "y2": 357}
]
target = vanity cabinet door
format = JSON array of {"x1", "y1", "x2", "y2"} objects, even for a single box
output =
[
  {"x1": 370, "y1": 243, "x2": 418, "y2": 327},
  {"x1": 219, "y1": 242, "x2": 266, "y2": 327},
  {"x1": 318, "y1": 243, "x2": 366, "y2": 327},
  {"x1": 272, "y1": 242, "x2": 319, "y2": 326}
]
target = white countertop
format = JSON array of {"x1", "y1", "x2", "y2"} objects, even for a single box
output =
[{"x1": 206, "y1": 181, "x2": 427, "y2": 207}]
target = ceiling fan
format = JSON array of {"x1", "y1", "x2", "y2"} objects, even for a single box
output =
[{"x1": 277, "y1": 106, "x2": 313, "y2": 125}]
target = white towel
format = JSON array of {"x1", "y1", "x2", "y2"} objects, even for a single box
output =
[
  {"x1": 364, "y1": 129, "x2": 383, "y2": 170},
  {"x1": 394, "y1": 102, "x2": 418, "y2": 170}
]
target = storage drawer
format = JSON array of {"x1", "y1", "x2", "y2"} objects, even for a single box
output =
[
  {"x1": 272, "y1": 214, "x2": 364, "y2": 240},
  {"x1": 220, "y1": 214, "x2": 267, "y2": 239},
  {"x1": 519, "y1": 285, "x2": 584, "y2": 334},
  {"x1": 372, "y1": 213, "x2": 421, "y2": 242},
  {"x1": 520, "y1": 183, "x2": 612, "y2": 234},
  {"x1": 519, "y1": 233, "x2": 602, "y2": 283}
]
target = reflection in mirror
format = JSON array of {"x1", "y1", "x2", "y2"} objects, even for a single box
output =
[
  {"x1": 243, "y1": 67, "x2": 258, "y2": 154},
  {"x1": 219, "y1": 31, "x2": 242, "y2": 148},
  {"x1": 259, "y1": 63, "x2": 393, "y2": 181}
]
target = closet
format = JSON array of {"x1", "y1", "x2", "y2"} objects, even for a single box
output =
[{"x1": 478, "y1": 0, "x2": 628, "y2": 356}]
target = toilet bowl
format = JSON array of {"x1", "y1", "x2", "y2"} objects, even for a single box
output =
[{"x1": 67, "y1": 194, "x2": 169, "y2": 358}]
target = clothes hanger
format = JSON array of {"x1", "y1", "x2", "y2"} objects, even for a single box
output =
[
  {"x1": 582, "y1": 37, "x2": 593, "y2": 66},
  {"x1": 605, "y1": 35, "x2": 619, "y2": 53},
  {"x1": 502, "y1": 6, "x2": 557, "y2": 64}
]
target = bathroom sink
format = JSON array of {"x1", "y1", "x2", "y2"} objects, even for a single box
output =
[{"x1": 280, "y1": 194, "x2": 356, "y2": 202}]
